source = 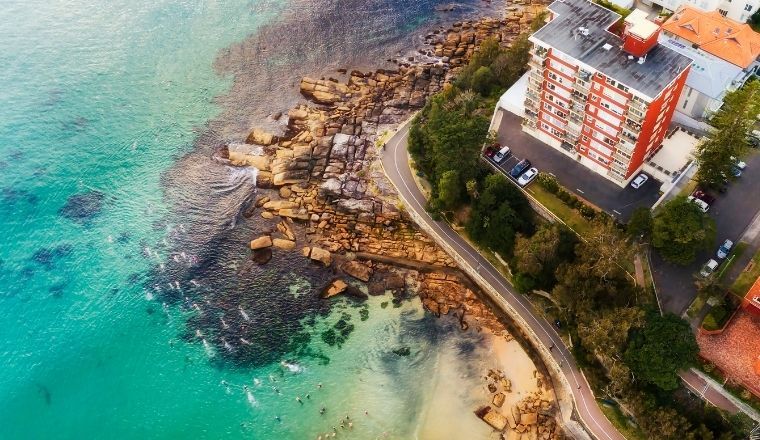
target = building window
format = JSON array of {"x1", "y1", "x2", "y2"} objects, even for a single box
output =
[
  {"x1": 718, "y1": 9, "x2": 728, "y2": 16},
  {"x1": 745, "y1": 3, "x2": 753, "y2": 11},
  {"x1": 682, "y1": 99, "x2": 689, "y2": 109},
  {"x1": 687, "y1": 87, "x2": 693, "y2": 97}
]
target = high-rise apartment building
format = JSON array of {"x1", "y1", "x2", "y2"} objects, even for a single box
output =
[{"x1": 523, "y1": 0, "x2": 693, "y2": 186}]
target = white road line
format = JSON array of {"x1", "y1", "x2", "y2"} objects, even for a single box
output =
[
  {"x1": 386, "y1": 129, "x2": 620, "y2": 440},
  {"x1": 576, "y1": 188, "x2": 585, "y2": 194},
  {"x1": 612, "y1": 209, "x2": 622, "y2": 215}
]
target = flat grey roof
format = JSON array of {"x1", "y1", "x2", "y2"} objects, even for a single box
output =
[{"x1": 532, "y1": 0, "x2": 693, "y2": 99}]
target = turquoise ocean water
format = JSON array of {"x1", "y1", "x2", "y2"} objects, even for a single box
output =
[{"x1": 0, "y1": 1, "x2": 502, "y2": 438}]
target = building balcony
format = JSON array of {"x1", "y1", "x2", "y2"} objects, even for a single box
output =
[
  {"x1": 528, "y1": 57, "x2": 546, "y2": 71},
  {"x1": 626, "y1": 109, "x2": 644, "y2": 123},
  {"x1": 529, "y1": 46, "x2": 548, "y2": 59},
  {"x1": 573, "y1": 80, "x2": 590, "y2": 94},
  {"x1": 628, "y1": 98, "x2": 647, "y2": 113},
  {"x1": 624, "y1": 119, "x2": 642, "y2": 133},
  {"x1": 618, "y1": 136, "x2": 635, "y2": 151}
]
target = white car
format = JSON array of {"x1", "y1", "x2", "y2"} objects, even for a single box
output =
[
  {"x1": 699, "y1": 259, "x2": 719, "y2": 278},
  {"x1": 493, "y1": 146, "x2": 511, "y2": 163},
  {"x1": 687, "y1": 195, "x2": 710, "y2": 213},
  {"x1": 517, "y1": 167, "x2": 538, "y2": 187},
  {"x1": 630, "y1": 173, "x2": 648, "y2": 189},
  {"x1": 731, "y1": 156, "x2": 747, "y2": 170}
]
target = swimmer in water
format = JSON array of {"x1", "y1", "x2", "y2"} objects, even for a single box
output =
[
  {"x1": 275, "y1": 416, "x2": 281, "y2": 422},
  {"x1": 296, "y1": 396, "x2": 303, "y2": 404},
  {"x1": 320, "y1": 407, "x2": 326, "y2": 415},
  {"x1": 317, "y1": 383, "x2": 322, "y2": 389},
  {"x1": 305, "y1": 393, "x2": 310, "y2": 399},
  {"x1": 348, "y1": 422, "x2": 353, "y2": 429}
]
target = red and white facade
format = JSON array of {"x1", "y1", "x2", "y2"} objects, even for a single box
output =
[{"x1": 523, "y1": 12, "x2": 691, "y2": 186}]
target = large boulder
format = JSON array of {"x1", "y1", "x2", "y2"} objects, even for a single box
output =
[
  {"x1": 246, "y1": 128, "x2": 277, "y2": 146},
  {"x1": 322, "y1": 279, "x2": 348, "y2": 298},
  {"x1": 309, "y1": 247, "x2": 332, "y2": 266},
  {"x1": 336, "y1": 198, "x2": 375, "y2": 214},
  {"x1": 341, "y1": 261, "x2": 373, "y2": 282},
  {"x1": 272, "y1": 238, "x2": 296, "y2": 250},
  {"x1": 320, "y1": 178, "x2": 343, "y2": 197},
  {"x1": 250, "y1": 235, "x2": 273, "y2": 250}
]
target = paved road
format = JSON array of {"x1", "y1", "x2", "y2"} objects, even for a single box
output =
[
  {"x1": 381, "y1": 123, "x2": 625, "y2": 440},
  {"x1": 681, "y1": 370, "x2": 742, "y2": 415}
]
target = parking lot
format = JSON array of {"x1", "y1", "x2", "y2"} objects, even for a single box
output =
[
  {"x1": 493, "y1": 111, "x2": 661, "y2": 222},
  {"x1": 652, "y1": 149, "x2": 760, "y2": 314}
]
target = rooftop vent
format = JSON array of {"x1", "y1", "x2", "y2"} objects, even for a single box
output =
[
  {"x1": 602, "y1": 43, "x2": 613, "y2": 50},
  {"x1": 578, "y1": 26, "x2": 590, "y2": 36},
  {"x1": 637, "y1": 56, "x2": 646, "y2": 64},
  {"x1": 628, "y1": 55, "x2": 634, "y2": 60}
]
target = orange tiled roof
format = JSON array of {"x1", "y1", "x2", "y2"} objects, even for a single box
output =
[
  {"x1": 662, "y1": 6, "x2": 760, "y2": 69},
  {"x1": 748, "y1": 276, "x2": 760, "y2": 301}
]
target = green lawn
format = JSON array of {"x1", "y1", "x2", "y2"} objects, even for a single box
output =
[
  {"x1": 729, "y1": 246, "x2": 760, "y2": 296},
  {"x1": 717, "y1": 241, "x2": 748, "y2": 282},
  {"x1": 525, "y1": 184, "x2": 593, "y2": 235}
]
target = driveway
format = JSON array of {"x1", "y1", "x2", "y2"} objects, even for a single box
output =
[
  {"x1": 493, "y1": 111, "x2": 661, "y2": 222},
  {"x1": 652, "y1": 150, "x2": 760, "y2": 315}
]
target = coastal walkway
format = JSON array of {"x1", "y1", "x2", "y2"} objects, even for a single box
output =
[{"x1": 379, "y1": 121, "x2": 624, "y2": 440}]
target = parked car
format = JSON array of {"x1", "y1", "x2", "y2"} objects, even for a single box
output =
[
  {"x1": 699, "y1": 259, "x2": 719, "y2": 278},
  {"x1": 517, "y1": 167, "x2": 538, "y2": 186},
  {"x1": 630, "y1": 173, "x2": 648, "y2": 189},
  {"x1": 484, "y1": 146, "x2": 495, "y2": 158},
  {"x1": 493, "y1": 146, "x2": 511, "y2": 163},
  {"x1": 509, "y1": 159, "x2": 531, "y2": 178},
  {"x1": 717, "y1": 239, "x2": 734, "y2": 259},
  {"x1": 748, "y1": 135, "x2": 760, "y2": 148},
  {"x1": 731, "y1": 156, "x2": 747, "y2": 170},
  {"x1": 687, "y1": 195, "x2": 710, "y2": 213},
  {"x1": 692, "y1": 189, "x2": 715, "y2": 205}
]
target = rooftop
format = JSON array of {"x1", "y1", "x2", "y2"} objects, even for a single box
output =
[
  {"x1": 662, "y1": 6, "x2": 760, "y2": 69},
  {"x1": 532, "y1": 0, "x2": 693, "y2": 99},
  {"x1": 659, "y1": 37, "x2": 744, "y2": 99}
]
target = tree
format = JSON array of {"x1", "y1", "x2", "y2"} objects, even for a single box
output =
[
  {"x1": 513, "y1": 225, "x2": 562, "y2": 277},
  {"x1": 437, "y1": 170, "x2": 462, "y2": 210},
  {"x1": 627, "y1": 207, "x2": 653, "y2": 239},
  {"x1": 466, "y1": 173, "x2": 534, "y2": 257},
  {"x1": 577, "y1": 216, "x2": 635, "y2": 281},
  {"x1": 577, "y1": 307, "x2": 645, "y2": 358},
  {"x1": 696, "y1": 80, "x2": 760, "y2": 188},
  {"x1": 407, "y1": 87, "x2": 490, "y2": 201},
  {"x1": 471, "y1": 66, "x2": 496, "y2": 96},
  {"x1": 652, "y1": 197, "x2": 716, "y2": 265},
  {"x1": 624, "y1": 312, "x2": 698, "y2": 391}
]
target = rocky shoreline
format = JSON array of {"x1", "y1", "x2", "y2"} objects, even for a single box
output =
[{"x1": 220, "y1": 1, "x2": 558, "y2": 436}]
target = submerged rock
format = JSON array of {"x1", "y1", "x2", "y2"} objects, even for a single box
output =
[
  {"x1": 59, "y1": 191, "x2": 104, "y2": 224},
  {"x1": 251, "y1": 248, "x2": 272, "y2": 265}
]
